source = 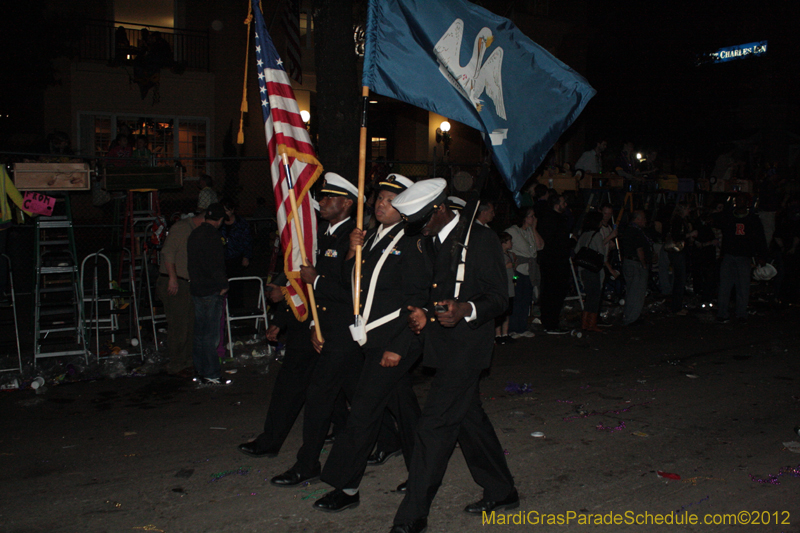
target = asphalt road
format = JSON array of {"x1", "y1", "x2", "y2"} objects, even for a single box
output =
[{"x1": 2, "y1": 303, "x2": 800, "y2": 533}]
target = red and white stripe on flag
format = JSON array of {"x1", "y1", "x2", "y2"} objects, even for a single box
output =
[
  {"x1": 253, "y1": 2, "x2": 322, "y2": 322},
  {"x1": 282, "y1": 0, "x2": 302, "y2": 84}
]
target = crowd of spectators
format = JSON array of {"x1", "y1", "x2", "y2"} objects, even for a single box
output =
[{"x1": 484, "y1": 173, "x2": 798, "y2": 338}]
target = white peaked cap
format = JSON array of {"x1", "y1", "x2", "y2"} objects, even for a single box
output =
[
  {"x1": 392, "y1": 178, "x2": 447, "y2": 218},
  {"x1": 320, "y1": 172, "x2": 359, "y2": 200},
  {"x1": 378, "y1": 173, "x2": 415, "y2": 192},
  {"x1": 447, "y1": 196, "x2": 467, "y2": 209}
]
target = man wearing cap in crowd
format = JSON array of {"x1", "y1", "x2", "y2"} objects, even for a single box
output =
[
  {"x1": 270, "y1": 172, "x2": 362, "y2": 487},
  {"x1": 388, "y1": 179, "x2": 518, "y2": 533},
  {"x1": 313, "y1": 173, "x2": 431, "y2": 512},
  {"x1": 186, "y1": 203, "x2": 229, "y2": 385},
  {"x1": 156, "y1": 210, "x2": 206, "y2": 377}
]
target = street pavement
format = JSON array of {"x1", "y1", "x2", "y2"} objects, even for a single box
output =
[{"x1": 2, "y1": 303, "x2": 800, "y2": 532}]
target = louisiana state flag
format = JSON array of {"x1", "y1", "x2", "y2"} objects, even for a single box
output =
[{"x1": 363, "y1": 0, "x2": 595, "y2": 204}]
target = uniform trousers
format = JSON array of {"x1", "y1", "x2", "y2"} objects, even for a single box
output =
[
  {"x1": 375, "y1": 410, "x2": 402, "y2": 454},
  {"x1": 321, "y1": 346, "x2": 421, "y2": 490},
  {"x1": 292, "y1": 342, "x2": 362, "y2": 476},
  {"x1": 156, "y1": 277, "x2": 194, "y2": 374},
  {"x1": 251, "y1": 333, "x2": 318, "y2": 453},
  {"x1": 539, "y1": 261, "x2": 571, "y2": 330},
  {"x1": 394, "y1": 366, "x2": 515, "y2": 523}
]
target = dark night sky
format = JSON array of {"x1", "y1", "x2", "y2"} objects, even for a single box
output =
[
  {"x1": 2, "y1": 0, "x2": 799, "y2": 171},
  {"x1": 580, "y1": 0, "x2": 799, "y2": 169}
]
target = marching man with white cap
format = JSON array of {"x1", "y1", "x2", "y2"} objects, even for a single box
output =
[
  {"x1": 313, "y1": 173, "x2": 432, "y2": 513},
  {"x1": 388, "y1": 179, "x2": 518, "y2": 533},
  {"x1": 270, "y1": 172, "x2": 363, "y2": 488}
]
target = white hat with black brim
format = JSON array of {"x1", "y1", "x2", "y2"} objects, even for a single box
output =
[
  {"x1": 319, "y1": 172, "x2": 359, "y2": 201},
  {"x1": 376, "y1": 173, "x2": 414, "y2": 193},
  {"x1": 447, "y1": 196, "x2": 467, "y2": 211},
  {"x1": 392, "y1": 178, "x2": 448, "y2": 234}
]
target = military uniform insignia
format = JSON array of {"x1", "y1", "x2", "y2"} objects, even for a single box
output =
[
  {"x1": 382, "y1": 247, "x2": 402, "y2": 255},
  {"x1": 324, "y1": 249, "x2": 338, "y2": 258},
  {"x1": 416, "y1": 238, "x2": 423, "y2": 253}
]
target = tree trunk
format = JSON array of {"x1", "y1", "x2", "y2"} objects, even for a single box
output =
[{"x1": 313, "y1": 0, "x2": 361, "y2": 182}]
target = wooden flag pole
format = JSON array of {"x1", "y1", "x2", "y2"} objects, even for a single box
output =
[
  {"x1": 353, "y1": 85, "x2": 370, "y2": 316},
  {"x1": 281, "y1": 152, "x2": 323, "y2": 342}
]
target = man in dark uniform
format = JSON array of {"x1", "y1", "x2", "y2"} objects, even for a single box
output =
[
  {"x1": 715, "y1": 195, "x2": 768, "y2": 322},
  {"x1": 389, "y1": 179, "x2": 517, "y2": 533},
  {"x1": 236, "y1": 276, "x2": 315, "y2": 457},
  {"x1": 312, "y1": 174, "x2": 430, "y2": 512},
  {"x1": 270, "y1": 173, "x2": 362, "y2": 487},
  {"x1": 537, "y1": 193, "x2": 575, "y2": 333}
]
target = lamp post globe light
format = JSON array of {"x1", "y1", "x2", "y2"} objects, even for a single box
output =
[{"x1": 436, "y1": 120, "x2": 452, "y2": 156}]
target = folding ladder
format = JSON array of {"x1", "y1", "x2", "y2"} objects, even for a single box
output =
[
  {"x1": 34, "y1": 194, "x2": 87, "y2": 364},
  {"x1": 0, "y1": 254, "x2": 22, "y2": 373},
  {"x1": 224, "y1": 276, "x2": 269, "y2": 358}
]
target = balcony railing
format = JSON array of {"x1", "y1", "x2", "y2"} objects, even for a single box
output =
[{"x1": 78, "y1": 20, "x2": 209, "y2": 71}]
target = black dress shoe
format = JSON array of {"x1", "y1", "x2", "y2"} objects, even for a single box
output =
[
  {"x1": 464, "y1": 488, "x2": 519, "y2": 514},
  {"x1": 237, "y1": 441, "x2": 278, "y2": 458},
  {"x1": 389, "y1": 518, "x2": 427, "y2": 533},
  {"x1": 367, "y1": 448, "x2": 402, "y2": 465},
  {"x1": 313, "y1": 489, "x2": 360, "y2": 513},
  {"x1": 270, "y1": 466, "x2": 320, "y2": 487},
  {"x1": 396, "y1": 480, "x2": 407, "y2": 492}
]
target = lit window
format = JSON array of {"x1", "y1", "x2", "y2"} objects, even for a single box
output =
[
  {"x1": 78, "y1": 113, "x2": 209, "y2": 176},
  {"x1": 371, "y1": 137, "x2": 387, "y2": 159},
  {"x1": 300, "y1": 11, "x2": 313, "y2": 49}
]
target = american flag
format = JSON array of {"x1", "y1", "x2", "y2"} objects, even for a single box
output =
[
  {"x1": 281, "y1": 0, "x2": 302, "y2": 84},
  {"x1": 252, "y1": 0, "x2": 322, "y2": 321}
]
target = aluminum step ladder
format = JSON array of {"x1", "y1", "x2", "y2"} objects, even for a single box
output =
[
  {"x1": 224, "y1": 276, "x2": 269, "y2": 358},
  {"x1": 0, "y1": 254, "x2": 22, "y2": 373},
  {"x1": 97, "y1": 248, "x2": 144, "y2": 362},
  {"x1": 34, "y1": 194, "x2": 87, "y2": 364},
  {"x1": 81, "y1": 251, "x2": 122, "y2": 357},
  {"x1": 136, "y1": 223, "x2": 167, "y2": 346},
  {"x1": 119, "y1": 188, "x2": 161, "y2": 283}
]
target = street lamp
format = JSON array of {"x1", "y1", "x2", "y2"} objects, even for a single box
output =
[{"x1": 436, "y1": 120, "x2": 451, "y2": 156}]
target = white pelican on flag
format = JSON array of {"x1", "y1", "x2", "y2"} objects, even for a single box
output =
[{"x1": 362, "y1": 0, "x2": 595, "y2": 205}]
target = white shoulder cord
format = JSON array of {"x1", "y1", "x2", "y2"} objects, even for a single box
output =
[
  {"x1": 349, "y1": 229, "x2": 405, "y2": 345},
  {"x1": 454, "y1": 202, "x2": 480, "y2": 299}
]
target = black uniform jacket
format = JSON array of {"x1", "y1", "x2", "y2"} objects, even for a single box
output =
[
  {"x1": 312, "y1": 218, "x2": 358, "y2": 348},
  {"x1": 344, "y1": 222, "x2": 432, "y2": 357},
  {"x1": 423, "y1": 220, "x2": 507, "y2": 370}
]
